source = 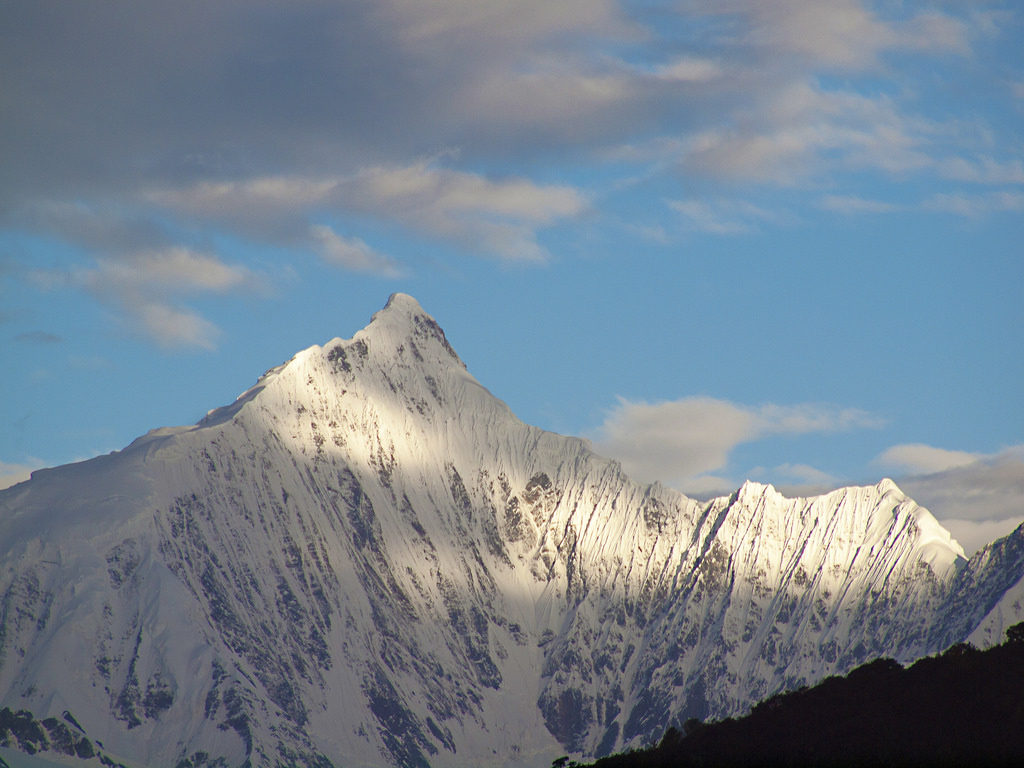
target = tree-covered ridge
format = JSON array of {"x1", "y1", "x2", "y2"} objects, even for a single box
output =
[{"x1": 573, "y1": 622, "x2": 1024, "y2": 767}]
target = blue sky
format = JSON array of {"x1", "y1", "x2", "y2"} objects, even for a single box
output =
[{"x1": 2, "y1": 0, "x2": 1022, "y2": 553}]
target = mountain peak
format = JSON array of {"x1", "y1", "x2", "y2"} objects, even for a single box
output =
[
  {"x1": 198, "y1": 295, "x2": 463, "y2": 431},
  {"x1": 876, "y1": 477, "x2": 902, "y2": 496},
  {"x1": 379, "y1": 291, "x2": 424, "y2": 316},
  {"x1": 734, "y1": 479, "x2": 780, "y2": 505},
  {"x1": 352, "y1": 292, "x2": 465, "y2": 370},
  {"x1": 367, "y1": 292, "x2": 432, "y2": 332}
]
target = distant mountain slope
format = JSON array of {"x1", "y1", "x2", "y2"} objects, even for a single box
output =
[
  {"x1": 584, "y1": 623, "x2": 1024, "y2": 767},
  {"x1": 1, "y1": 294, "x2": 1022, "y2": 768}
]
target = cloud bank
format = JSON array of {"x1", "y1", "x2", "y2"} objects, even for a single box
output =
[{"x1": 3, "y1": 1, "x2": 1019, "y2": 344}]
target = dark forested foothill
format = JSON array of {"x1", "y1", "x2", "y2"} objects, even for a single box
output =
[{"x1": 576, "y1": 621, "x2": 1024, "y2": 768}]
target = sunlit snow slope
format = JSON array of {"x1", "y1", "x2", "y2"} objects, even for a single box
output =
[{"x1": 2, "y1": 294, "x2": 1022, "y2": 768}]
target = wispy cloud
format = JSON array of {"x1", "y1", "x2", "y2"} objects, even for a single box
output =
[
  {"x1": 310, "y1": 226, "x2": 401, "y2": 277},
  {"x1": 589, "y1": 395, "x2": 881, "y2": 497},
  {"x1": 341, "y1": 162, "x2": 587, "y2": 261},
  {"x1": 668, "y1": 197, "x2": 780, "y2": 233},
  {"x1": 13, "y1": 157, "x2": 586, "y2": 348},
  {"x1": 630, "y1": 4, "x2": 1018, "y2": 208},
  {"x1": 32, "y1": 248, "x2": 264, "y2": 349},
  {"x1": 922, "y1": 191, "x2": 1024, "y2": 218},
  {"x1": 939, "y1": 157, "x2": 1024, "y2": 185},
  {"x1": 679, "y1": 0, "x2": 971, "y2": 70},
  {"x1": 679, "y1": 82, "x2": 936, "y2": 184},
  {"x1": 88, "y1": 248, "x2": 256, "y2": 293},
  {"x1": 154, "y1": 160, "x2": 587, "y2": 263},
  {"x1": 875, "y1": 443, "x2": 984, "y2": 475},
  {"x1": 822, "y1": 190, "x2": 1024, "y2": 219}
]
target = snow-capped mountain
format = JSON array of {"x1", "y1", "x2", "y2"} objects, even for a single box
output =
[{"x1": 2, "y1": 294, "x2": 1022, "y2": 768}]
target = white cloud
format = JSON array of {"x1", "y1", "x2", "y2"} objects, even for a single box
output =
[
  {"x1": 136, "y1": 303, "x2": 222, "y2": 351},
  {"x1": 757, "y1": 403, "x2": 882, "y2": 434},
  {"x1": 154, "y1": 178, "x2": 340, "y2": 217},
  {"x1": 683, "y1": 128, "x2": 812, "y2": 184},
  {"x1": 772, "y1": 462, "x2": 837, "y2": 486},
  {"x1": 940, "y1": 517, "x2": 1024, "y2": 560},
  {"x1": 84, "y1": 249, "x2": 261, "y2": 348},
  {"x1": 875, "y1": 443, "x2": 983, "y2": 475},
  {"x1": 739, "y1": 0, "x2": 901, "y2": 70},
  {"x1": 17, "y1": 157, "x2": 588, "y2": 351},
  {"x1": 93, "y1": 249, "x2": 255, "y2": 293},
  {"x1": 155, "y1": 161, "x2": 587, "y2": 263},
  {"x1": 0, "y1": 0, "x2": 638, "y2": 198},
  {"x1": 591, "y1": 396, "x2": 756, "y2": 486},
  {"x1": 686, "y1": 0, "x2": 971, "y2": 71},
  {"x1": 634, "y1": 4, "x2": 1000, "y2": 195},
  {"x1": 349, "y1": 161, "x2": 581, "y2": 221},
  {"x1": 875, "y1": 444, "x2": 1024, "y2": 555},
  {"x1": 466, "y1": 66, "x2": 639, "y2": 140},
  {"x1": 0, "y1": 0, "x2": 1006, "y2": 211},
  {"x1": 15, "y1": 197, "x2": 276, "y2": 350},
  {"x1": 589, "y1": 395, "x2": 880, "y2": 496},
  {"x1": 679, "y1": 81, "x2": 935, "y2": 184},
  {"x1": 599, "y1": 135, "x2": 691, "y2": 165},
  {"x1": 390, "y1": 0, "x2": 645, "y2": 139},
  {"x1": 310, "y1": 226, "x2": 401, "y2": 277},
  {"x1": 33, "y1": 247, "x2": 262, "y2": 350},
  {"x1": 344, "y1": 161, "x2": 586, "y2": 260}
]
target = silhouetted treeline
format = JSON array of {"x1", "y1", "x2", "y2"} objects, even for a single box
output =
[{"x1": 570, "y1": 622, "x2": 1024, "y2": 767}]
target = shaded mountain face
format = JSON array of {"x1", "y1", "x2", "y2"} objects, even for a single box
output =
[{"x1": 1, "y1": 294, "x2": 1022, "y2": 768}]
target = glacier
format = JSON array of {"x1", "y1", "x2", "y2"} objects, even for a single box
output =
[{"x1": 1, "y1": 293, "x2": 1022, "y2": 768}]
